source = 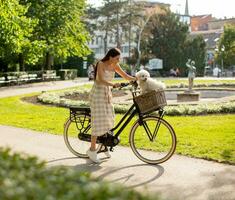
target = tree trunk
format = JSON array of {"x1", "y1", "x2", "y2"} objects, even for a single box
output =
[
  {"x1": 104, "y1": 16, "x2": 109, "y2": 54},
  {"x1": 0, "y1": 59, "x2": 8, "y2": 81},
  {"x1": 19, "y1": 53, "x2": 25, "y2": 71},
  {"x1": 45, "y1": 52, "x2": 54, "y2": 70},
  {"x1": 116, "y1": 0, "x2": 121, "y2": 49}
]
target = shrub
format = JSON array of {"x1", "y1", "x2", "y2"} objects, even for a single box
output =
[
  {"x1": 37, "y1": 88, "x2": 235, "y2": 116},
  {"x1": 0, "y1": 148, "x2": 157, "y2": 200}
]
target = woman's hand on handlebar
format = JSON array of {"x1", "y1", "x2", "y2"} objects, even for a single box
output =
[
  {"x1": 113, "y1": 80, "x2": 138, "y2": 89},
  {"x1": 130, "y1": 80, "x2": 138, "y2": 88},
  {"x1": 113, "y1": 82, "x2": 129, "y2": 89},
  {"x1": 113, "y1": 83, "x2": 122, "y2": 88}
]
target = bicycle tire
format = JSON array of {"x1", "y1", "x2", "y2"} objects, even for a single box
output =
[
  {"x1": 129, "y1": 116, "x2": 176, "y2": 164},
  {"x1": 63, "y1": 114, "x2": 101, "y2": 158}
]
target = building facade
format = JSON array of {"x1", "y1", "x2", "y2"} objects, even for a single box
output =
[
  {"x1": 87, "y1": 0, "x2": 170, "y2": 61},
  {"x1": 190, "y1": 17, "x2": 235, "y2": 70},
  {"x1": 191, "y1": 15, "x2": 213, "y2": 31}
]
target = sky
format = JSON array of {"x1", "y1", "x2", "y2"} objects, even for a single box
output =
[{"x1": 87, "y1": 0, "x2": 235, "y2": 19}]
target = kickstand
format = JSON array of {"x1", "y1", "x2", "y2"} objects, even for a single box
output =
[
  {"x1": 98, "y1": 144, "x2": 110, "y2": 153},
  {"x1": 109, "y1": 146, "x2": 114, "y2": 152}
]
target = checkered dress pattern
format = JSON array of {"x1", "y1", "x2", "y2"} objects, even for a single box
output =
[{"x1": 89, "y1": 70, "x2": 115, "y2": 136}]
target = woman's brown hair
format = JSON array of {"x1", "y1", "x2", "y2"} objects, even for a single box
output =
[{"x1": 94, "y1": 48, "x2": 121, "y2": 80}]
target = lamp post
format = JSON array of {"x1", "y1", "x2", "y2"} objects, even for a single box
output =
[
  {"x1": 221, "y1": 45, "x2": 225, "y2": 75},
  {"x1": 215, "y1": 45, "x2": 225, "y2": 76}
]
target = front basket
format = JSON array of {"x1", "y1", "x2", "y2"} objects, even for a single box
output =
[{"x1": 134, "y1": 90, "x2": 167, "y2": 114}]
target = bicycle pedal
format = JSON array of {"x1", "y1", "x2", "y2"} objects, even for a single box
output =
[{"x1": 109, "y1": 147, "x2": 114, "y2": 152}]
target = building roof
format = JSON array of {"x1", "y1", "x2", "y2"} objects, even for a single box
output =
[
  {"x1": 134, "y1": 0, "x2": 170, "y2": 7},
  {"x1": 190, "y1": 29, "x2": 223, "y2": 49},
  {"x1": 190, "y1": 29, "x2": 223, "y2": 35},
  {"x1": 209, "y1": 17, "x2": 235, "y2": 22}
]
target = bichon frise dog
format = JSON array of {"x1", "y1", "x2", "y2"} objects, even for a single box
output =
[{"x1": 135, "y1": 70, "x2": 165, "y2": 94}]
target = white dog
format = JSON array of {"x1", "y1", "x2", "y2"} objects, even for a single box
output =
[{"x1": 135, "y1": 70, "x2": 165, "y2": 94}]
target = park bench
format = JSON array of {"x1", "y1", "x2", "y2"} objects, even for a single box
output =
[
  {"x1": 0, "y1": 70, "x2": 61, "y2": 87},
  {"x1": 0, "y1": 74, "x2": 18, "y2": 86},
  {"x1": 18, "y1": 72, "x2": 42, "y2": 83},
  {"x1": 0, "y1": 71, "x2": 41, "y2": 86},
  {"x1": 59, "y1": 69, "x2": 77, "y2": 80},
  {"x1": 42, "y1": 70, "x2": 60, "y2": 81},
  {"x1": 0, "y1": 76, "x2": 7, "y2": 86}
]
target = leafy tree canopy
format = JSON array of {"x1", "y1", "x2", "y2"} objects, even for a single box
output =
[
  {"x1": 20, "y1": 0, "x2": 91, "y2": 59},
  {"x1": 217, "y1": 24, "x2": 235, "y2": 67},
  {"x1": 145, "y1": 9, "x2": 189, "y2": 72},
  {"x1": 0, "y1": 0, "x2": 39, "y2": 66}
]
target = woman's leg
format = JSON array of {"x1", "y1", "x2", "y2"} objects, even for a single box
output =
[{"x1": 90, "y1": 136, "x2": 97, "y2": 151}]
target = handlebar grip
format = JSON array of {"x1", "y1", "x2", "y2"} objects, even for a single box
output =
[
  {"x1": 120, "y1": 82, "x2": 129, "y2": 87},
  {"x1": 130, "y1": 80, "x2": 138, "y2": 88}
]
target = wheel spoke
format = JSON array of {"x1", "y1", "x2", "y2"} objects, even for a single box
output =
[{"x1": 64, "y1": 114, "x2": 98, "y2": 158}]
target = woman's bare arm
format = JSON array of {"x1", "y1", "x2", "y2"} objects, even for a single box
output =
[{"x1": 114, "y1": 64, "x2": 136, "y2": 81}]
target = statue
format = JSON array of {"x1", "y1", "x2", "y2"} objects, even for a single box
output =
[
  {"x1": 177, "y1": 59, "x2": 200, "y2": 102},
  {"x1": 186, "y1": 59, "x2": 196, "y2": 91}
]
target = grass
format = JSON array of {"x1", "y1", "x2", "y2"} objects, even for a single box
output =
[{"x1": 0, "y1": 94, "x2": 235, "y2": 164}]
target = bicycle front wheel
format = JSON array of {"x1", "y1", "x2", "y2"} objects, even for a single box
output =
[
  {"x1": 129, "y1": 116, "x2": 176, "y2": 164},
  {"x1": 64, "y1": 114, "x2": 100, "y2": 158}
]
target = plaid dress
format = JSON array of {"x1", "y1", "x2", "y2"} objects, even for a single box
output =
[{"x1": 89, "y1": 70, "x2": 115, "y2": 136}]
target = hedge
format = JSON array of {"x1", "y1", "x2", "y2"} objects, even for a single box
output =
[{"x1": 0, "y1": 148, "x2": 157, "y2": 200}]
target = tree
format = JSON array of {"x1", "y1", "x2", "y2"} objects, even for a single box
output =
[
  {"x1": 20, "y1": 0, "x2": 90, "y2": 70},
  {"x1": 84, "y1": 6, "x2": 100, "y2": 35},
  {"x1": 0, "y1": 0, "x2": 40, "y2": 72},
  {"x1": 86, "y1": 0, "x2": 142, "y2": 54},
  {"x1": 92, "y1": 0, "x2": 127, "y2": 53},
  {"x1": 184, "y1": 36, "x2": 206, "y2": 76},
  {"x1": 217, "y1": 24, "x2": 235, "y2": 68},
  {"x1": 120, "y1": 0, "x2": 145, "y2": 67},
  {"x1": 143, "y1": 9, "x2": 189, "y2": 74}
]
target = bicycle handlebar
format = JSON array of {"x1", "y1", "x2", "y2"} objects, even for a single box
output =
[{"x1": 119, "y1": 80, "x2": 138, "y2": 89}]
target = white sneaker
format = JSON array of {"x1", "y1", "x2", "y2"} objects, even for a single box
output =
[
  {"x1": 86, "y1": 149, "x2": 101, "y2": 163},
  {"x1": 104, "y1": 149, "x2": 111, "y2": 158}
]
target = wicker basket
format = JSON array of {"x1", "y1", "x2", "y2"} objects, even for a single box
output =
[{"x1": 134, "y1": 90, "x2": 167, "y2": 114}]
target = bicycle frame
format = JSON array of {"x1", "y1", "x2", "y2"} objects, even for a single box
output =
[
  {"x1": 141, "y1": 109, "x2": 165, "y2": 142},
  {"x1": 110, "y1": 104, "x2": 137, "y2": 138},
  {"x1": 69, "y1": 85, "x2": 166, "y2": 145}
]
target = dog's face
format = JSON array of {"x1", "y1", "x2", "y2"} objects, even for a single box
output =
[{"x1": 135, "y1": 70, "x2": 150, "y2": 82}]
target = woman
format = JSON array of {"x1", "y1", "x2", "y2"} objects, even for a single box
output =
[{"x1": 87, "y1": 48, "x2": 136, "y2": 163}]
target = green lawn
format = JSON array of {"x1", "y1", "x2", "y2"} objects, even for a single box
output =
[{"x1": 0, "y1": 94, "x2": 234, "y2": 164}]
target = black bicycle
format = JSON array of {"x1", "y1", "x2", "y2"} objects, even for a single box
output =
[{"x1": 63, "y1": 82, "x2": 176, "y2": 164}]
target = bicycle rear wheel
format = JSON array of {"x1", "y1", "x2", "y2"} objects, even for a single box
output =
[
  {"x1": 129, "y1": 116, "x2": 176, "y2": 164},
  {"x1": 64, "y1": 114, "x2": 100, "y2": 158}
]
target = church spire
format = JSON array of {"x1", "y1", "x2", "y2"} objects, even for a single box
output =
[{"x1": 185, "y1": 0, "x2": 189, "y2": 16}]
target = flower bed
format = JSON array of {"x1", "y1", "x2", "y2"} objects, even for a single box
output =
[
  {"x1": 37, "y1": 87, "x2": 235, "y2": 116},
  {"x1": 167, "y1": 83, "x2": 235, "y2": 88}
]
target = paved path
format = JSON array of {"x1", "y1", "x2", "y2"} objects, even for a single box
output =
[
  {"x1": 0, "y1": 125, "x2": 234, "y2": 200},
  {"x1": 0, "y1": 78, "x2": 89, "y2": 98},
  {"x1": 0, "y1": 79, "x2": 235, "y2": 200}
]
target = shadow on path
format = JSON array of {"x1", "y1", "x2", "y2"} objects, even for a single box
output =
[
  {"x1": 47, "y1": 156, "x2": 78, "y2": 163},
  {"x1": 74, "y1": 162, "x2": 164, "y2": 189}
]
